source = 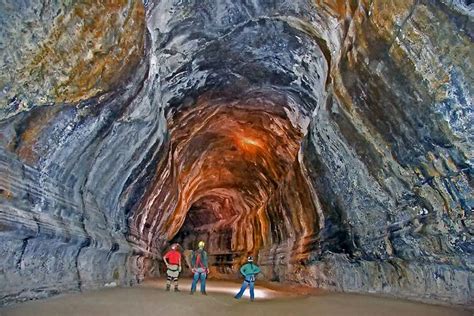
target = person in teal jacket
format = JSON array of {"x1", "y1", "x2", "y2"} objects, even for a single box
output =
[{"x1": 234, "y1": 256, "x2": 261, "y2": 301}]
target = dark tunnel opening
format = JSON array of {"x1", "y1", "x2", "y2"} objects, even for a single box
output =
[{"x1": 143, "y1": 91, "x2": 324, "y2": 278}]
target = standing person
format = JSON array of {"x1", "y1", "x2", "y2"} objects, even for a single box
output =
[
  {"x1": 234, "y1": 256, "x2": 261, "y2": 301},
  {"x1": 190, "y1": 240, "x2": 209, "y2": 295},
  {"x1": 163, "y1": 243, "x2": 182, "y2": 292}
]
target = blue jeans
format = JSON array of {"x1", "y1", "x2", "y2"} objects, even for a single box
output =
[
  {"x1": 191, "y1": 268, "x2": 207, "y2": 293},
  {"x1": 234, "y1": 280, "x2": 255, "y2": 300}
]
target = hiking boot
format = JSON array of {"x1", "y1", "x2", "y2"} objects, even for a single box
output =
[
  {"x1": 201, "y1": 291, "x2": 207, "y2": 295},
  {"x1": 174, "y1": 287, "x2": 180, "y2": 292},
  {"x1": 166, "y1": 285, "x2": 170, "y2": 291},
  {"x1": 190, "y1": 291, "x2": 194, "y2": 295}
]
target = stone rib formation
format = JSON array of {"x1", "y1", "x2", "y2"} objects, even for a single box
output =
[{"x1": 0, "y1": 0, "x2": 472, "y2": 307}]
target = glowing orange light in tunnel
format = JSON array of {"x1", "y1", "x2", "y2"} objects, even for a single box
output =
[
  {"x1": 234, "y1": 132, "x2": 265, "y2": 154},
  {"x1": 240, "y1": 136, "x2": 260, "y2": 146}
]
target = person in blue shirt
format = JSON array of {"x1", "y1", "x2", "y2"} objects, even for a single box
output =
[{"x1": 234, "y1": 256, "x2": 261, "y2": 301}]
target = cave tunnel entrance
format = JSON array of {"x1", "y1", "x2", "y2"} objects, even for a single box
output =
[
  {"x1": 170, "y1": 200, "x2": 238, "y2": 276},
  {"x1": 124, "y1": 4, "x2": 332, "y2": 282},
  {"x1": 146, "y1": 91, "x2": 322, "y2": 279}
]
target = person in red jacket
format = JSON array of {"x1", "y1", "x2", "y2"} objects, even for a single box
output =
[{"x1": 163, "y1": 243, "x2": 182, "y2": 292}]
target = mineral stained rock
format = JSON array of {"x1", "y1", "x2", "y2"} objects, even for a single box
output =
[{"x1": 0, "y1": 0, "x2": 472, "y2": 307}]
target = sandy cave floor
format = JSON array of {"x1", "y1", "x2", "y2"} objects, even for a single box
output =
[{"x1": 1, "y1": 278, "x2": 471, "y2": 316}]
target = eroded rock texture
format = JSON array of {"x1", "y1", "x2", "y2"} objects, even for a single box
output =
[{"x1": 0, "y1": 0, "x2": 472, "y2": 307}]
